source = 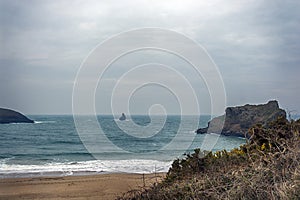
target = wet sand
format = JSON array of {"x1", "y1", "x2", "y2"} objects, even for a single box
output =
[{"x1": 0, "y1": 173, "x2": 166, "y2": 200}]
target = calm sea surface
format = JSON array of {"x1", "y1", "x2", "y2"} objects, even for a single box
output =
[{"x1": 0, "y1": 115, "x2": 245, "y2": 178}]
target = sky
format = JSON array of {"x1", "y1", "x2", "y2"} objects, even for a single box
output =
[{"x1": 0, "y1": 0, "x2": 300, "y2": 115}]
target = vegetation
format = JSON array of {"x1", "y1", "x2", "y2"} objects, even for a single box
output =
[{"x1": 118, "y1": 117, "x2": 300, "y2": 199}]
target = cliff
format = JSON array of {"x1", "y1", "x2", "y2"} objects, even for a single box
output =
[
  {"x1": 0, "y1": 108, "x2": 34, "y2": 124},
  {"x1": 196, "y1": 100, "x2": 286, "y2": 137}
]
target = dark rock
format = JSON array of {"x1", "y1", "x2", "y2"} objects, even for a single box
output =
[
  {"x1": 119, "y1": 113, "x2": 126, "y2": 121},
  {"x1": 196, "y1": 100, "x2": 286, "y2": 137},
  {"x1": 0, "y1": 108, "x2": 34, "y2": 124},
  {"x1": 196, "y1": 127, "x2": 208, "y2": 134}
]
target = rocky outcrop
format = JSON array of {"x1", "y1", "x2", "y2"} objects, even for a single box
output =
[
  {"x1": 119, "y1": 113, "x2": 126, "y2": 121},
  {"x1": 0, "y1": 108, "x2": 34, "y2": 124},
  {"x1": 196, "y1": 100, "x2": 286, "y2": 137}
]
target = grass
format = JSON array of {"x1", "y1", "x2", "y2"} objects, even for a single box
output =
[{"x1": 118, "y1": 117, "x2": 300, "y2": 199}]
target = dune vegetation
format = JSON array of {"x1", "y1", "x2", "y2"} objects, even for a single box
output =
[{"x1": 119, "y1": 117, "x2": 300, "y2": 199}]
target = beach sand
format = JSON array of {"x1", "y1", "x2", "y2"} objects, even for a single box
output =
[{"x1": 0, "y1": 173, "x2": 166, "y2": 200}]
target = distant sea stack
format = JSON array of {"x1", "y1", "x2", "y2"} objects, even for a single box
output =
[
  {"x1": 0, "y1": 108, "x2": 34, "y2": 124},
  {"x1": 196, "y1": 100, "x2": 286, "y2": 137},
  {"x1": 119, "y1": 113, "x2": 126, "y2": 121}
]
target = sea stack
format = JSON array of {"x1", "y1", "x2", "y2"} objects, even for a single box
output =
[
  {"x1": 0, "y1": 108, "x2": 34, "y2": 124},
  {"x1": 196, "y1": 100, "x2": 286, "y2": 137},
  {"x1": 119, "y1": 113, "x2": 126, "y2": 121}
]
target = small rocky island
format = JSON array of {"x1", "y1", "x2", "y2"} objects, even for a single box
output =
[
  {"x1": 0, "y1": 108, "x2": 34, "y2": 124},
  {"x1": 119, "y1": 113, "x2": 126, "y2": 121},
  {"x1": 196, "y1": 100, "x2": 286, "y2": 137}
]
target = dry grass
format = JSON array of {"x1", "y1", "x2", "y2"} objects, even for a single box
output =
[{"x1": 118, "y1": 117, "x2": 300, "y2": 200}]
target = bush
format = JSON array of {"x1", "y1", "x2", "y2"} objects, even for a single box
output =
[{"x1": 118, "y1": 118, "x2": 300, "y2": 200}]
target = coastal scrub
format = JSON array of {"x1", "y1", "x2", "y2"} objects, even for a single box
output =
[{"x1": 119, "y1": 117, "x2": 300, "y2": 199}]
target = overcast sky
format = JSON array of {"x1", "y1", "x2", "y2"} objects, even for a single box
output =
[{"x1": 1, "y1": 0, "x2": 299, "y2": 115}]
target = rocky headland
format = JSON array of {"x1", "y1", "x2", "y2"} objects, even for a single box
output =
[
  {"x1": 122, "y1": 117, "x2": 300, "y2": 199},
  {"x1": 0, "y1": 108, "x2": 34, "y2": 124},
  {"x1": 196, "y1": 100, "x2": 286, "y2": 137}
]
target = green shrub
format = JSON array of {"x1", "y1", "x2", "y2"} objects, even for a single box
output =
[{"x1": 118, "y1": 118, "x2": 300, "y2": 200}]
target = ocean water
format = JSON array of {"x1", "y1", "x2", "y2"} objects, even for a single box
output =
[{"x1": 0, "y1": 115, "x2": 246, "y2": 178}]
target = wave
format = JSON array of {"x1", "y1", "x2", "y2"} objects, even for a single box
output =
[
  {"x1": 6, "y1": 152, "x2": 91, "y2": 157},
  {"x1": 0, "y1": 157, "x2": 15, "y2": 165},
  {"x1": 52, "y1": 140, "x2": 81, "y2": 145},
  {"x1": 114, "y1": 119, "x2": 130, "y2": 122},
  {"x1": 209, "y1": 133, "x2": 221, "y2": 136},
  {"x1": 5, "y1": 122, "x2": 34, "y2": 125},
  {"x1": 34, "y1": 121, "x2": 56, "y2": 124},
  {"x1": 184, "y1": 130, "x2": 197, "y2": 134},
  {"x1": 0, "y1": 159, "x2": 172, "y2": 178}
]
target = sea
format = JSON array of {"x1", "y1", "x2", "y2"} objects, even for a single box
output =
[{"x1": 0, "y1": 115, "x2": 246, "y2": 178}]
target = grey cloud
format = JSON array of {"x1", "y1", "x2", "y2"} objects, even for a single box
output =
[{"x1": 0, "y1": 0, "x2": 299, "y2": 114}]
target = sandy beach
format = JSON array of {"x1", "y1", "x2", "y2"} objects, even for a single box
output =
[{"x1": 0, "y1": 173, "x2": 166, "y2": 200}]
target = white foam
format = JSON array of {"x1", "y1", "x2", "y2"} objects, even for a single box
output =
[
  {"x1": 0, "y1": 157, "x2": 14, "y2": 165},
  {"x1": 114, "y1": 119, "x2": 130, "y2": 122},
  {"x1": 8, "y1": 122, "x2": 34, "y2": 125},
  {"x1": 0, "y1": 159, "x2": 172, "y2": 178},
  {"x1": 209, "y1": 132, "x2": 221, "y2": 136},
  {"x1": 34, "y1": 121, "x2": 56, "y2": 124},
  {"x1": 185, "y1": 130, "x2": 197, "y2": 134}
]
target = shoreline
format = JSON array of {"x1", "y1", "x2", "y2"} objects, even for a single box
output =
[{"x1": 0, "y1": 172, "x2": 166, "y2": 200}]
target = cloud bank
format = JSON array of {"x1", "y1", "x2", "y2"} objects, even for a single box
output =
[{"x1": 0, "y1": 0, "x2": 299, "y2": 114}]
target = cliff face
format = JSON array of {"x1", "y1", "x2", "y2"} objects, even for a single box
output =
[
  {"x1": 196, "y1": 100, "x2": 286, "y2": 137},
  {"x1": 0, "y1": 108, "x2": 34, "y2": 124}
]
